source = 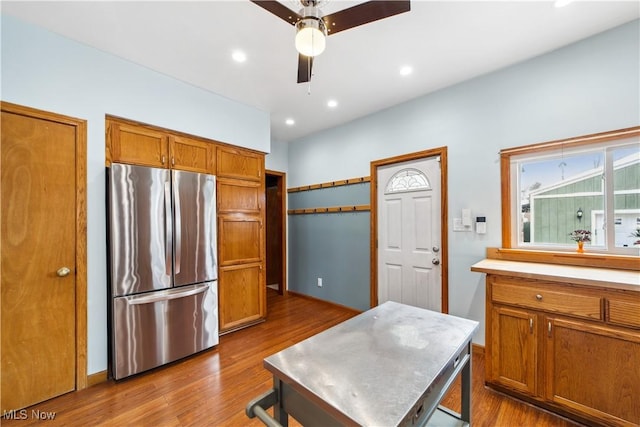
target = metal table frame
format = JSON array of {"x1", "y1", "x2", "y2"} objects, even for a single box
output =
[{"x1": 246, "y1": 302, "x2": 477, "y2": 426}]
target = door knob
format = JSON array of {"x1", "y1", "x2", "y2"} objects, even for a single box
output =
[
  {"x1": 432, "y1": 258, "x2": 440, "y2": 265},
  {"x1": 57, "y1": 267, "x2": 71, "y2": 277}
]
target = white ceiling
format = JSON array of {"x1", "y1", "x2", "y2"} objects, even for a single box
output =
[{"x1": 2, "y1": 1, "x2": 639, "y2": 142}]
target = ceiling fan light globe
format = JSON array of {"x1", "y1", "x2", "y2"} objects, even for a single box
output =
[{"x1": 295, "y1": 18, "x2": 326, "y2": 57}]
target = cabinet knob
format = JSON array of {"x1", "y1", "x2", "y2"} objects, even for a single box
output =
[
  {"x1": 536, "y1": 294, "x2": 543, "y2": 301},
  {"x1": 57, "y1": 267, "x2": 71, "y2": 277}
]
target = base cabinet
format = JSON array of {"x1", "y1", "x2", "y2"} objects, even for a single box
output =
[
  {"x1": 218, "y1": 264, "x2": 265, "y2": 332},
  {"x1": 485, "y1": 274, "x2": 640, "y2": 427},
  {"x1": 490, "y1": 306, "x2": 538, "y2": 396},
  {"x1": 545, "y1": 317, "x2": 640, "y2": 425}
]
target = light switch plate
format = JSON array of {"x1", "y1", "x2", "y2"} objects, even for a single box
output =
[{"x1": 453, "y1": 218, "x2": 467, "y2": 232}]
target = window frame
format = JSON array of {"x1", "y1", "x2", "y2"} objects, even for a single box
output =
[{"x1": 499, "y1": 126, "x2": 640, "y2": 268}]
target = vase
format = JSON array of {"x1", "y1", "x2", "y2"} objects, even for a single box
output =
[{"x1": 577, "y1": 241, "x2": 584, "y2": 253}]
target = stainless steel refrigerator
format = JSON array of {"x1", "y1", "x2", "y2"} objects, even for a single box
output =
[{"x1": 107, "y1": 163, "x2": 218, "y2": 380}]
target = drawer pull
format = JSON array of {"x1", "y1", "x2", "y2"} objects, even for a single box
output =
[{"x1": 536, "y1": 294, "x2": 543, "y2": 301}]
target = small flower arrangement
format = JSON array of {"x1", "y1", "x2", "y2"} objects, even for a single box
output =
[
  {"x1": 569, "y1": 229, "x2": 591, "y2": 242},
  {"x1": 630, "y1": 227, "x2": 640, "y2": 246}
]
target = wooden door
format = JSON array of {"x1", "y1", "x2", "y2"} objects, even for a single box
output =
[
  {"x1": 377, "y1": 157, "x2": 442, "y2": 311},
  {"x1": 545, "y1": 316, "x2": 640, "y2": 425},
  {"x1": 1, "y1": 103, "x2": 86, "y2": 412},
  {"x1": 490, "y1": 305, "x2": 538, "y2": 396},
  {"x1": 265, "y1": 172, "x2": 285, "y2": 293}
]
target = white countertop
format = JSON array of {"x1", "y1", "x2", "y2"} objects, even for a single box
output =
[{"x1": 471, "y1": 258, "x2": 640, "y2": 292}]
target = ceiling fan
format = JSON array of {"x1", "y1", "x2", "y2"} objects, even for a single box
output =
[{"x1": 250, "y1": 0, "x2": 411, "y2": 83}]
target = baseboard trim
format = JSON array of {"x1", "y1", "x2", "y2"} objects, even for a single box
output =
[
  {"x1": 286, "y1": 291, "x2": 362, "y2": 315},
  {"x1": 87, "y1": 370, "x2": 108, "y2": 387}
]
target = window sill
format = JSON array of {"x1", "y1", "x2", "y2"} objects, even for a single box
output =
[
  {"x1": 486, "y1": 247, "x2": 639, "y2": 271},
  {"x1": 471, "y1": 258, "x2": 639, "y2": 292}
]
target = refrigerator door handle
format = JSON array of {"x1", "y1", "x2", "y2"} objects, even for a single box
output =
[
  {"x1": 164, "y1": 181, "x2": 173, "y2": 277},
  {"x1": 173, "y1": 173, "x2": 182, "y2": 274},
  {"x1": 124, "y1": 283, "x2": 210, "y2": 305}
]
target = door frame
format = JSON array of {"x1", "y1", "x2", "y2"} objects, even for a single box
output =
[
  {"x1": 370, "y1": 147, "x2": 448, "y2": 312},
  {"x1": 265, "y1": 170, "x2": 287, "y2": 295},
  {"x1": 1, "y1": 101, "x2": 88, "y2": 390}
]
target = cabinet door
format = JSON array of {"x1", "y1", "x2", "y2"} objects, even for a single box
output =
[
  {"x1": 216, "y1": 146, "x2": 263, "y2": 181},
  {"x1": 218, "y1": 263, "x2": 265, "y2": 332},
  {"x1": 108, "y1": 122, "x2": 169, "y2": 168},
  {"x1": 545, "y1": 317, "x2": 640, "y2": 426},
  {"x1": 490, "y1": 306, "x2": 538, "y2": 396},
  {"x1": 218, "y1": 216, "x2": 262, "y2": 266},
  {"x1": 217, "y1": 178, "x2": 262, "y2": 215},
  {"x1": 169, "y1": 135, "x2": 215, "y2": 174}
]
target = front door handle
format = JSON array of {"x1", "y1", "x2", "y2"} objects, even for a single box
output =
[{"x1": 432, "y1": 258, "x2": 440, "y2": 265}]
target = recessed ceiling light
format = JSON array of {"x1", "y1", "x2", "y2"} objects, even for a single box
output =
[
  {"x1": 399, "y1": 66, "x2": 413, "y2": 76},
  {"x1": 232, "y1": 50, "x2": 247, "y2": 63},
  {"x1": 285, "y1": 118, "x2": 295, "y2": 126},
  {"x1": 327, "y1": 99, "x2": 338, "y2": 108}
]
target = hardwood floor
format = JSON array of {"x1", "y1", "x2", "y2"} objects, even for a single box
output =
[{"x1": 3, "y1": 290, "x2": 582, "y2": 426}]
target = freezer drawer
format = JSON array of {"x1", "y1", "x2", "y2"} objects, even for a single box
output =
[{"x1": 111, "y1": 282, "x2": 218, "y2": 380}]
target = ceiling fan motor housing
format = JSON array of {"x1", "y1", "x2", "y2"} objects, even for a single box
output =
[{"x1": 295, "y1": 5, "x2": 327, "y2": 57}]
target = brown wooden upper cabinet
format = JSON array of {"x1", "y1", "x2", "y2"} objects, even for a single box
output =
[
  {"x1": 169, "y1": 135, "x2": 215, "y2": 174},
  {"x1": 106, "y1": 119, "x2": 215, "y2": 174},
  {"x1": 107, "y1": 122, "x2": 169, "y2": 168},
  {"x1": 216, "y1": 146, "x2": 262, "y2": 181},
  {"x1": 105, "y1": 116, "x2": 267, "y2": 335}
]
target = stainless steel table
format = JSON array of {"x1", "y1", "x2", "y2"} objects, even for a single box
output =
[{"x1": 246, "y1": 301, "x2": 479, "y2": 426}]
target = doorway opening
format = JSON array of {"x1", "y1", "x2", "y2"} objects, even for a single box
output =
[
  {"x1": 265, "y1": 170, "x2": 286, "y2": 295},
  {"x1": 370, "y1": 147, "x2": 449, "y2": 312}
]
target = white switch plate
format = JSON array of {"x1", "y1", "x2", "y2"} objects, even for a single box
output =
[
  {"x1": 317, "y1": 278, "x2": 323, "y2": 287},
  {"x1": 453, "y1": 218, "x2": 467, "y2": 231}
]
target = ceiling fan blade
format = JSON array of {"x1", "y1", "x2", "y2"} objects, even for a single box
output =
[
  {"x1": 250, "y1": 0, "x2": 300, "y2": 25},
  {"x1": 297, "y1": 54, "x2": 313, "y2": 83},
  {"x1": 323, "y1": 1, "x2": 411, "y2": 35}
]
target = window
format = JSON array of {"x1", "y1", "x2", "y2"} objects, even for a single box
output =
[
  {"x1": 385, "y1": 168, "x2": 430, "y2": 194},
  {"x1": 501, "y1": 127, "x2": 640, "y2": 255}
]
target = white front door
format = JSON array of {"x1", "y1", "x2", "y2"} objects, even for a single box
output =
[{"x1": 377, "y1": 157, "x2": 442, "y2": 311}]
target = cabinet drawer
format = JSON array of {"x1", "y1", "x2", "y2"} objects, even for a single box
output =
[
  {"x1": 492, "y1": 280, "x2": 602, "y2": 321},
  {"x1": 608, "y1": 298, "x2": 640, "y2": 329}
]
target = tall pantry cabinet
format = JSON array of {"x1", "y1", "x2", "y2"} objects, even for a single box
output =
[
  {"x1": 105, "y1": 117, "x2": 266, "y2": 334},
  {"x1": 216, "y1": 146, "x2": 266, "y2": 332}
]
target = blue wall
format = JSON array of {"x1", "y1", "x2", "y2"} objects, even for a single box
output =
[
  {"x1": 286, "y1": 20, "x2": 640, "y2": 346},
  {"x1": 288, "y1": 183, "x2": 370, "y2": 310},
  {"x1": 1, "y1": 14, "x2": 270, "y2": 374}
]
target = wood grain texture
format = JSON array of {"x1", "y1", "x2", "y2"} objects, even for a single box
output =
[
  {"x1": 1, "y1": 102, "x2": 87, "y2": 410},
  {"x1": 287, "y1": 205, "x2": 370, "y2": 214},
  {"x1": 0, "y1": 290, "x2": 581, "y2": 427},
  {"x1": 216, "y1": 146, "x2": 263, "y2": 181},
  {"x1": 486, "y1": 247, "x2": 640, "y2": 271},
  {"x1": 287, "y1": 176, "x2": 370, "y2": 193}
]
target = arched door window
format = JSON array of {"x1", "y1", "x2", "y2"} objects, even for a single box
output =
[{"x1": 384, "y1": 168, "x2": 431, "y2": 194}]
